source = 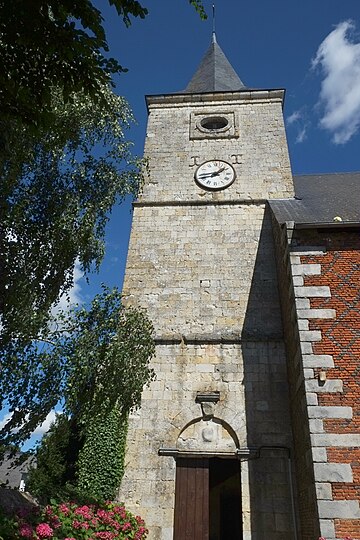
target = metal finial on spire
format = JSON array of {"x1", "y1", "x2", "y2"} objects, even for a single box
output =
[{"x1": 212, "y1": 3, "x2": 217, "y2": 43}]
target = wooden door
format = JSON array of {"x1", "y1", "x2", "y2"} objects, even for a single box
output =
[{"x1": 173, "y1": 458, "x2": 209, "y2": 540}]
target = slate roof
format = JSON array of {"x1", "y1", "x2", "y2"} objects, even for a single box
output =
[
  {"x1": 184, "y1": 34, "x2": 247, "y2": 93},
  {"x1": 0, "y1": 452, "x2": 34, "y2": 489},
  {"x1": 270, "y1": 172, "x2": 360, "y2": 226}
]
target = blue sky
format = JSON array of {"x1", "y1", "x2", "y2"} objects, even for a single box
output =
[
  {"x1": 3, "y1": 0, "x2": 360, "y2": 447},
  {"x1": 84, "y1": 0, "x2": 360, "y2": 298}
]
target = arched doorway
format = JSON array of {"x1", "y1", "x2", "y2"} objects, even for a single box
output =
[{"x1": 173, "y1": 417, "x2": 242, "y2": 540}]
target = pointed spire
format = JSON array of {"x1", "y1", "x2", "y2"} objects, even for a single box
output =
[{"x1": 184, "y1": 37, "x2": 247, "y2": 94}]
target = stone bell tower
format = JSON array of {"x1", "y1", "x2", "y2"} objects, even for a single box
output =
[{"x1": 119, "y1": 34, "x2": 298, "y2": 540}]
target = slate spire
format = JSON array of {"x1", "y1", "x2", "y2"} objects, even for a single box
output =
[{"x1": 184, "y1": 35, "x2": 247, "y2": 93}]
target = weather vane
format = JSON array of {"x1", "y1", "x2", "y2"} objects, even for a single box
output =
[{"x1": 212, "y1": 3, "x2": 216, "y2": 43}]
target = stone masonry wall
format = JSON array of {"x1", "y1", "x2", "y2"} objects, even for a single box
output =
[
  {"x1": 119, "y1": 92, "x2": 296, "y2": 539},
  {"x1": 143, "y1": 92, "x2": 294, "y2": 203},
  {"x1": 271, "y1": 217, "x2": 318, "y2": 540}
]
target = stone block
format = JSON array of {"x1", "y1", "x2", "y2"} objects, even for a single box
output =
[
  {"x1": 299, "y1": 330, "x2": 322, "y2": 342},
  {"x1": 316, "y1": 482, "x2": 332, "y2": 500},
  {"x1": 306, "y1": 392, "x2": 318, "y2": 405},
  {"x1": 302, "y1": 355, "x2": 334, "y2": 368},
  {"x1": 295, "y1": 298, "x2": 310, "y2": 309},
  {"x1": 312, "y1": 447, "x2": 327, "y2": 462},
  {"x1": 295, "y1": 286, "x2": 331, "y2": 298},
  {"x1": 292, "y1": 263, "x2": 321, "y2": 276},
  {"x1": 311, "y1": 433, "x2": 360, "y2": 447},
  {"x1": 318, "y1": 500, "x2": 360, "y2": 519},
  {"x1": 314, "y1": 463, "x2": 353, "y2": 483},
  {"x1": 297, "y1": 308, "x2": 336, "y2": 319},
  {"x1": 320, "y1": 519, "x2": 335, "y2": 538},
  {"x1": 300, "y1": 342, "x2": 313, "y2": 354},
  {"x1": 309, "y1": 419, "x2": 324, "y2": 433},
  {"x1": 297, "y1": 319, "x2": 309, "y2": 330},
  {"x1": 308, "y1": 406, "x2": 353, "y2": 419},
  {"x1": 305, "y1": 379, "x2": 343, "y2": 393}
]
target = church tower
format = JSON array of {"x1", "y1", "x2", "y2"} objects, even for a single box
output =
[{"x1": 119, "y1": 34, "x2": 297, "y2": 539}]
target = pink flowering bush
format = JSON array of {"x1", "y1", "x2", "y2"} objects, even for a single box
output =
[{"x1": 13, "y1": 500, "x2": 148, "y2": 540}]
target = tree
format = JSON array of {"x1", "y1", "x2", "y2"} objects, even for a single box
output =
[
  {"x1": 0, "y1": 85, "x2": 141, "y2": 348},
  {"x1": 0, "y1": 287, "x2": 155, "y2": 447},
  {"x1": 0, "y1": 0, "x2": 202, "y2": 450},
  {"x1": 0, "y1": 0, "x2": 206, "y2": 137}
]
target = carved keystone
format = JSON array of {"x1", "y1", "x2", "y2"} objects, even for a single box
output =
[{"x1": 195, "y1": 392, "x2": 220, "y2": 420}]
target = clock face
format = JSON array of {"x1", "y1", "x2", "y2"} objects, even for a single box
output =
[{"x1": 195, "y1": 160, "x2": 235, "y2": 190}]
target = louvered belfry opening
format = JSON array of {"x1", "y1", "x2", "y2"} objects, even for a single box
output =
[{"x1": 173, "y1": 457, "x2": 242, "y2": 540}]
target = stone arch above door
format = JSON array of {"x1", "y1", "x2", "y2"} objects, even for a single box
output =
[{"x1": 177, "y1": 417, "x2": 239, "y2": 454}]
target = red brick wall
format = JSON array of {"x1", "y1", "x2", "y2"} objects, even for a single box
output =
[{"x1": 300, "y1": 232, "x2": 360, "y2": 540}]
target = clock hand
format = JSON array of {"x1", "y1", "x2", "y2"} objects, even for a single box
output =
[
  {"x1": 211, "y1": 167, "x2": 226, "y2": 177},
  {"x1": 198, "y1": 172, "x2": 216, "y2": 178}
]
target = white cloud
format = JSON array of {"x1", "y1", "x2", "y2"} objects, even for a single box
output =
[
  {"x1": 52, "y1": 260, "x2": 83, "y2": 315},
  {"x1": 286, "y1": 109, "x2": 308, "y2": 143},
  {"x1": 32, "y1": 410, "x2": 59, "y2": 436},
  {"x1": 287, "y1": 110, "x2": 302, "y2": 125},
  {"x1": 296, "y1": 125, "x2": 307, "y2": 144},
  {"x1": 313, "y1": 20, "x2": 360, "y2": 144},
  {"x1": 0, "y1": 409, "x2": 59, "y2": 437}
]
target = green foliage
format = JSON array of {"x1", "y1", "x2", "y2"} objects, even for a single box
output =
[
  {"x1": 0, "y1": 0, "x2": 204, "y2": 136},
  {"x1": 26, "y1": 415, "x2": 84, "y2": 504},
  {"x1": 0, "y1": 506, "x2": 18, "y2": 540},
  {"x1": 189, "y1": 0, "x2": 207, "y2": 19},
  {"x1": 77, "y1": 408, "x2": 128, "y2": 500},
  {"x1": 0, "y1": 1, "x2": 148, "y2": 133},
  {"x1": 0, "y1": 287, "x2": 155, "y2": 446},
  {"x1": 8, "y1": 500, "x2": 148, "y2": 539},
  {"x1": 0, "y1": 86, "x2": 142, "y2": 349},
  {"x1": 27, "y1": 410, "x2": 128, "y2": 503}
]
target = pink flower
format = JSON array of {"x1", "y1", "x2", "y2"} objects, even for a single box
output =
[
  {"x1": 36, "y1": 523, "x2": 54, "y2": 538},
  {"x1": 122, "y1": 522, "x2": 131, "y2": 532},
  {"x1": 94, "y1": 532, "x2": 116, "y2": 540},
  {"x1": 59, "y1": 504, "x2": 70, "y2": 515},
  {"x1": 74, "y1": 505, "x2": 92, "y2": 519},
  {"x1": 19, "y1": 524, "x2": 34, "y2": 538},
  {"x1": 50, "y1": 515, "x2": 61, "y2": 529},
  {"x1": 64, "y1": 538, "x2": 76, "y2": 540}
]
